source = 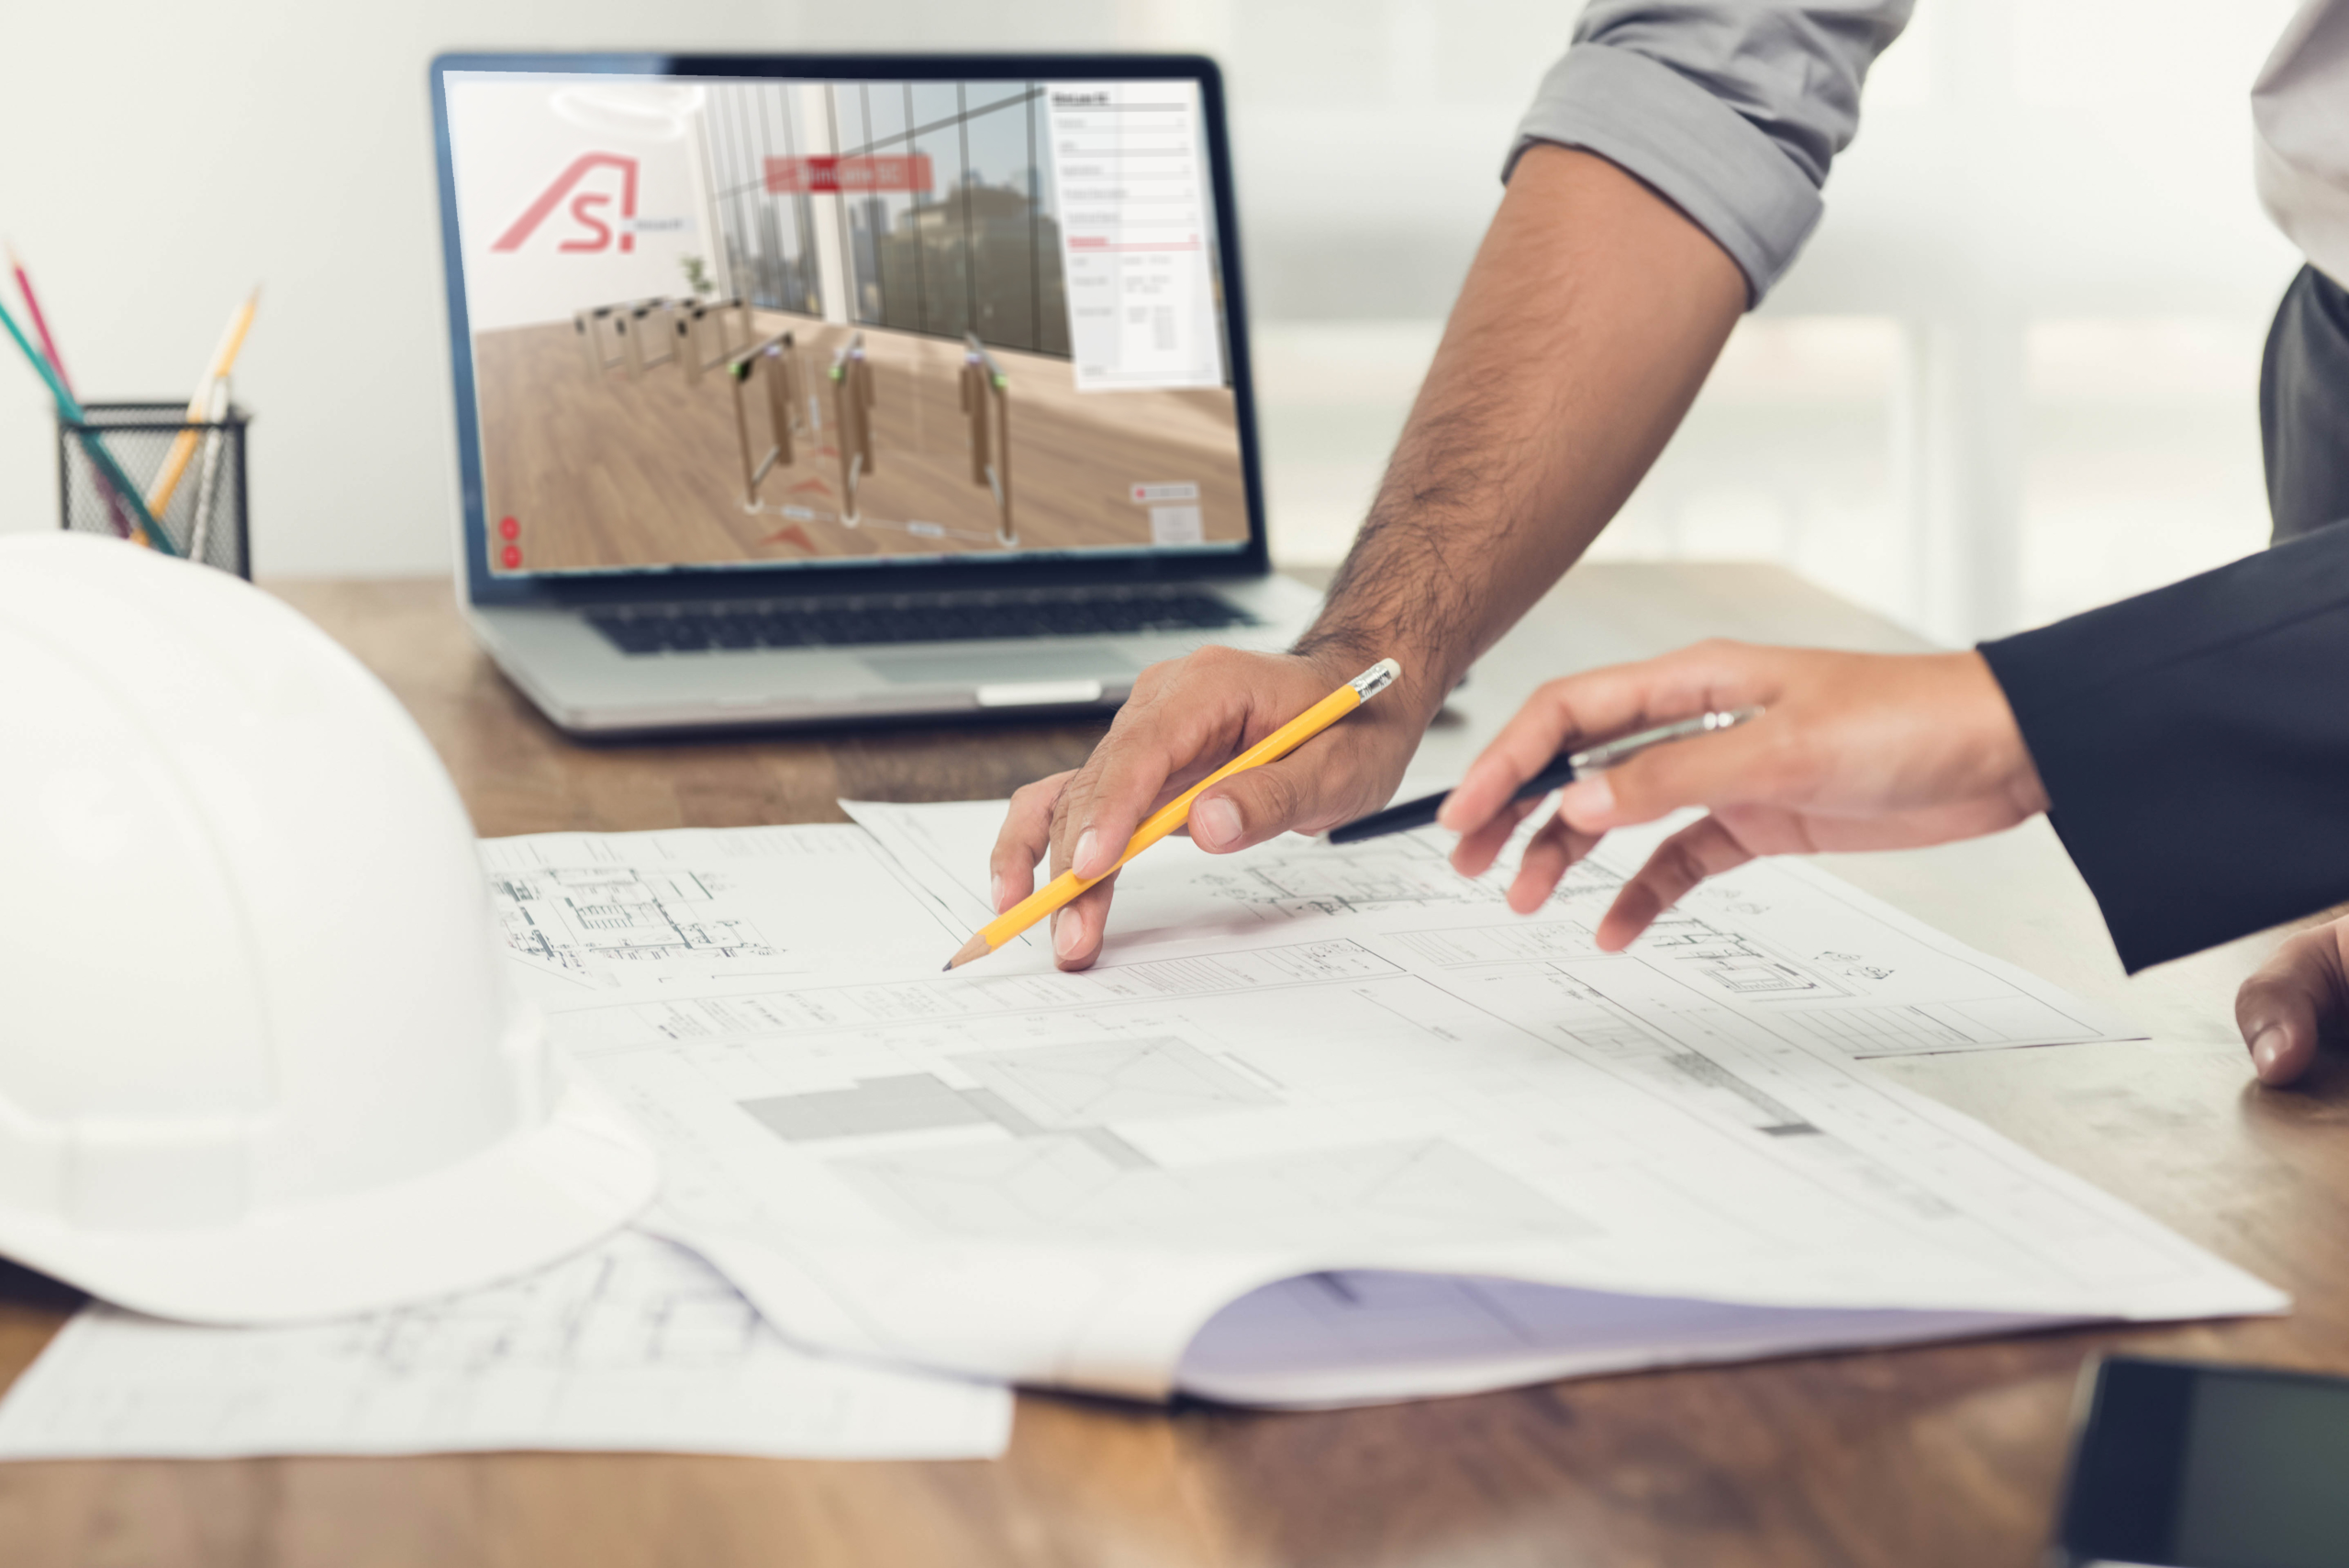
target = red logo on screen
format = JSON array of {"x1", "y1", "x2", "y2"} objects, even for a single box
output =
[
  {"x1": 763, "y1": 155, "x2": 933, "y2": 195},
  {"x1": 492, "y1": 153, "x2": 640, "y2": 254}
]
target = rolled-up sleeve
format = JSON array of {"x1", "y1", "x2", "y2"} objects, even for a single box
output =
[{"x1": 1507, "y1": 2, "x2": 1914, "y2": 303}]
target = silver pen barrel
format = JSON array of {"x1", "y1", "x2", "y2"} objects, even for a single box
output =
[{"x1": 1566, "y1": 705, "x2": 1765, "y2": 773}]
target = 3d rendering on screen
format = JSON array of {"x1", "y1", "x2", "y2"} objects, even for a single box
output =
[{"x1": 443, "y1": 73, "x2": 1250, "y2": 575}]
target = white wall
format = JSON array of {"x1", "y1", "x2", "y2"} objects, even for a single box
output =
[
  {"x1": 1232, "y1": 0, "x2": 2313, "y2": 641},
  {"x1": 0, "y1": 0, "x2": 1147, "y2": 576},
  {"x1": 0, "y1": 0, "x2": 2317, "y2": 635}
]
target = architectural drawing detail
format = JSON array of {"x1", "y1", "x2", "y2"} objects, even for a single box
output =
[{"x1": 492, "y1": 865, "x2": 774, "y2": 977}]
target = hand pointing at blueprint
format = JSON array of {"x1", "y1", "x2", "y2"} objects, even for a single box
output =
[
  {"x1": 485, "y1": 803, "x2": 2279, "y2": 1407},
  {"x1": 1437, "y1": 646, "x2": 2047, "y2": 949}
]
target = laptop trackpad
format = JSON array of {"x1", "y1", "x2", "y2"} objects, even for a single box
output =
[{"x1": 861, "y1": 645, "x2": 1140, "y2": 686}]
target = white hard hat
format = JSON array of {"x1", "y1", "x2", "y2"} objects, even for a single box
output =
[{"x1": 0, "y1": 534, "x2": 656, "y2": 1323}]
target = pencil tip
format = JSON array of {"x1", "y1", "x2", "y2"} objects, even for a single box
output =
[{"x1": 943, "y1": 933, "x2": 991, "y2": 971}]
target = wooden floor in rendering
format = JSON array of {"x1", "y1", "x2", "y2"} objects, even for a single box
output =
[{"x1": 473, "y1": 313, "x2": 1251, "y2": 573}]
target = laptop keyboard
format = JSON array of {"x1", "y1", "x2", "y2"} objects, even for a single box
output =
[{"x1": 585, "y1": 589, "x2": 1257, "y2": 655}]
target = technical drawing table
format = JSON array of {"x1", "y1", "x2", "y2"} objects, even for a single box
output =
[{"x1": 5, "y1": 562, "x2": 2346, "y2": 1568}]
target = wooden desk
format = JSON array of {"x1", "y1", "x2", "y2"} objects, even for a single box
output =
[{"x1": 6, "y1": 564, "x2": 2346, "y2": 1568}]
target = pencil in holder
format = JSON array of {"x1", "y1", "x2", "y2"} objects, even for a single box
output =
[{"x1": 57, "y1": 400, "x2": 251, "y2": 577}]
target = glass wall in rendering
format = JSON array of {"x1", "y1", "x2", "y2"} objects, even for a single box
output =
[
  {"x1": 830, "y1": 81, "x2": 1069, "y2": 357},
  {"x1": 704, "y1": 79, "x2": 1070, "y2": 358},
  {"x1": 701, "y1": 82, "x2": 824, "y2": 317}
]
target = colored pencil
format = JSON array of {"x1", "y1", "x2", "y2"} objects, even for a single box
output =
[
  {"x1": 146, "y1": 287, "x2": 258, "y2": 519},
  {"x1": 0, "y1": 294, "x2": 175, "y2": 555},
  {"x1": 187, "y1": 375, "x2": 232, "y2": 563},
  {"x1": 941, "y1": 659, "x2": 1404, "y2": 970},
  {"x1": 8, "y1": 244, "x2": 73, "y2": 388},
  {"x1": 8, "y1": 243, "x2": 131, "y2": 539}
]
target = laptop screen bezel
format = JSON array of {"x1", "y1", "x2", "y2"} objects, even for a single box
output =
[{"x1": 429, "y1": 50, "x2": 1271, "y2": 609}]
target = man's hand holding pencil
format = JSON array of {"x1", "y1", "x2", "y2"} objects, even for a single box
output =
[{"x1": 981, "y1": 647, "x2": 1433, "y2": 972}]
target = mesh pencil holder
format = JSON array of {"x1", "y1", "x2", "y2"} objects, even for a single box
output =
[{"x1": 58, "y1": 400, "x2": 251, "y2": 577}]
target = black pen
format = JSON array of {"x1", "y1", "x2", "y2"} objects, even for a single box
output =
[{"x1": 1326, "y1": 706, "x2": 1766, "y2": 845}]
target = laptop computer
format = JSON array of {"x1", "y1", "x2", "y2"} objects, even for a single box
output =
[{"x1": 427, "y1": 51, "x2": 1318, "y2": 735}]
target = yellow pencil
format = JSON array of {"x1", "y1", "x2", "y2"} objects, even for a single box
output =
[
  {"x1": 943, "y1": 658, "x2": 1403, "y2": 970},
  {"x1": 146, "y1": 286, "x2": 260, "y2": 519}
]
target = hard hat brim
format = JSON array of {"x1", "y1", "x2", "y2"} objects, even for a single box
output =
[{"x1": 0, "y1": 1073, "x2": 659, "y2": 1326}]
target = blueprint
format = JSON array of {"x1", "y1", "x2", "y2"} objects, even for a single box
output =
[
  {"x1": 0, "y1": 1230, "x2": 1009, "y2": 1460},
  {"x1": 508, "y1": 808, "x2": 2281, "y2": 1407},
  {"x1": 849, "y1": 798, "x2": 2142, "y2": 1061},
  {"x1": 483, "y1": 825, "x2": 968, "y2": 991}
]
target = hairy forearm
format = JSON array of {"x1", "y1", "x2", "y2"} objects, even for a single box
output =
[{"x1": 1293, "y1": 145, "x2": 1747, "y2": 717}]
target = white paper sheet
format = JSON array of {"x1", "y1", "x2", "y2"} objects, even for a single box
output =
[
  {"x1": 0, "y1": 1230, "x2": 1010, "y2": 1461},
  {"x1": 1179, "y1": 1270, "x2": 2070, "y2": 1407},
  {"x1": 482, "y1": 825, "x2": 969, "y2": 995},
  {"x1": 509, "y1": 807, "x2": 2282, "y2": 1406},
  {"x1": 851, "y1": 798, "x2": 2145, "y2": 1061}
]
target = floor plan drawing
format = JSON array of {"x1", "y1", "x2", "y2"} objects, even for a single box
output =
[
  {"x1": 490, "y1": 806, "x2": 2279, "y2": 1407},
  {"x1": 1601, "y1": 911, "x2": 1854, "y2": 1000},
  {"x1": 830, "y1": 1136, "x2": 1589, "y2": 1249},
  {"x1": 328, "y1": 1228, "x2": 766, "y2": 1378},
  {"x1": 0, "y1": 1231, "x2": 1012, "y2": 1460},
  {"x1": 493, "y1": 865, "x2": 774, "y2": 979},
  {"x1": 961, "y1": 1038, "x2": 1279, "y2": 1126},
  {"x1": 477, "y1": 824, "x2": 973, "y2": 992},
  {"x1": 1186, "y1": 834, "x2": 1625, "y2": 921},
  {"x1": 1395, "y1": 911, "x2": 1852, "y2": 1002},
  {"x1": 1772, "y1": 995, "x2": 2093, "y2": 1058},
  {"x1": 744, "y1": 1040, "x2": 1280, "y2": 1146}
]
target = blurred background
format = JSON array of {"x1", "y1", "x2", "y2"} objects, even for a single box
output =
[{"x1": 0, "y1": 0, "x2": 2309, "y2": 643}]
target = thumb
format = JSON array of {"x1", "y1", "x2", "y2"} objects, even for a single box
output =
[
  {"x1": 2234, "y1": 924, "x2": 2347, "y2": 1087},
  {"x1": 1186, "y1": 752, "x2": 1351, "y2": 854}
]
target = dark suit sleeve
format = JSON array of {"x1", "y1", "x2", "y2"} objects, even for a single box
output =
[{"x1": 1976, "y1": 521, "x2": 2349, "y2": 973}]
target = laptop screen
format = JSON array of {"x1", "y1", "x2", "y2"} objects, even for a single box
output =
[{"x1": 438, "y1": 64, "x2": 1252, "y2": 584}]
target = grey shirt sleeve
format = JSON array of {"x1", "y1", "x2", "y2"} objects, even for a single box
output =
[{"x1": 1507, "y1": 2, "x2": 1915, "y2": 303}]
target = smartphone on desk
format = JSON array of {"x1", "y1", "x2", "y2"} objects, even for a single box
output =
[{"x1": 2051, "y1": 1355, "x2": 2349, "y2": 1567}]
